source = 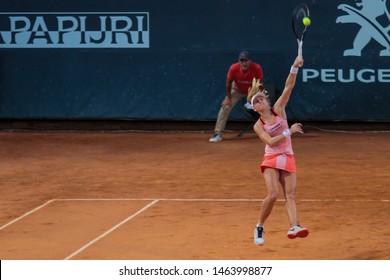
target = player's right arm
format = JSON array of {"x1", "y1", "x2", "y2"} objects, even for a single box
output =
[{"x1": 273, "y1": 57, "x2": 303, "y2": 117}]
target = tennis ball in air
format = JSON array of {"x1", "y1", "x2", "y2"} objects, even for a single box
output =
[{"x1": 302, "y1": 17, "x2": 311, "y2": 26}]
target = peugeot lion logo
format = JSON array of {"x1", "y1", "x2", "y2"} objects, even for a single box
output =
[{"x1": 336, "y1": 0, "x2": 390, "y2": 56}]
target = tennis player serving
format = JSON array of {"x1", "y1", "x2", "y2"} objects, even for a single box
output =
[{"x1": 248, "y1": 56, "x2": 309, "y2": 246}]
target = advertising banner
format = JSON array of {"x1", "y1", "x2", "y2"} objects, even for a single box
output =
[{"x1": 0, "y1": 0, "x2": 389, "y2": 121}]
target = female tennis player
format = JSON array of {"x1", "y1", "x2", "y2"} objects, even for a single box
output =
[{"x1": 248, "y1": 56, "x2": 309, "y2": 246}]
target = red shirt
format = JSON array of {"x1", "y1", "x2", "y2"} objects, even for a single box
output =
[{"x1": 227, "y1": 62, "x2": 263, "y2": 94}]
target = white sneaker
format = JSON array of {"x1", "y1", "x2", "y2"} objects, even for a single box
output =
[
  {"x1": 287, "y1": 224, "x2": 309, "y2": 239},
  {"x1": 209, "y1": 133, "x2": 222, "y2": 143},
  {"x1": 254, "y1": 225, "x2": 264, "y2": 246}
]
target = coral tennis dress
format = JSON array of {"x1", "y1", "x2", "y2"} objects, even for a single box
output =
[{"x1": 260, "y1": 111, "x2": 296, "y2": 173}]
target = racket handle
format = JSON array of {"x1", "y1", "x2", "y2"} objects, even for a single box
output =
[{"x1": 298, "y1": 40, "x2": 303, "y2": 60}]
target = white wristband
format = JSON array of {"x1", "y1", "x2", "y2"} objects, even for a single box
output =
[
  {"x1": 290, "y1": 66, "x2": 299, "y2": 74},
  {"x1": 282, "y1": 129, "x2": 292, "y2": 138}
]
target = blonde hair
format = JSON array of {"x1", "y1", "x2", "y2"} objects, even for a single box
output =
[
  {"x1": 246, "y1": 78, "x2": 271, "y2": 106},
  {"x1": 247, "y1": 78, "x2": 268, "y2": 104}
]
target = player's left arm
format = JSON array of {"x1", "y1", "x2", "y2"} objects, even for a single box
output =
[
  {"x1": 254, "y1": 121, "x2": 285, "y2": 147},
  {"x1": 273, "y1": 57, "x2": 303, "y2": 117},
  {"x1": 254, "y1": 120, "x2": 303, "y2": 147}
]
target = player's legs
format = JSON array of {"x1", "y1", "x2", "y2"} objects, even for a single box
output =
[
  {"x1": 279, "y1": 171, "x2": 298, "y2": 226},
  {"x1": 257, "y1": 168, "x2": 280, "y2": 225},
  {"x1": 254, "y1": 168, "x2": 280, "y2": 245},
  {"x1": 280, "y1": 170, "x2": 309, "y2": 238}
]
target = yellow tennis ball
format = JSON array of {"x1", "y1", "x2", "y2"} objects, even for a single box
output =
[{"x1": 303, "y1": 17, "x2": 311, "y2": 26}]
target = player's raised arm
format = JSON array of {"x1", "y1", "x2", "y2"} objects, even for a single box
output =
[{"x1": 273, "y1": 57, "x2": 303, "y2": 117}]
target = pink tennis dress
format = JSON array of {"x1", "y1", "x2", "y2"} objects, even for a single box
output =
[{"x1": 260, "y1": 113, "x2": 296, "y2": 173}]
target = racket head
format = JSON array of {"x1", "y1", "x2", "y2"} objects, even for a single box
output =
[{"x1": 292, "y1": 3, "x2": 310, "y2": 41}]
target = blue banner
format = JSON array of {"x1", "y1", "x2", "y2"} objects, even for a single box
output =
[{"x1": 0, "y1": 0, "x2": 389, "y2": 121}]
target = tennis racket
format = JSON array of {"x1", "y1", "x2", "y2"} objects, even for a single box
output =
[{"x1": 292, "y1": 3, "x2": 310, "y2": 60}]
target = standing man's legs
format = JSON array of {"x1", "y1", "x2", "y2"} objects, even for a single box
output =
[{"x1": 210, "y1": 88, "x2": 246, "y2": 142}]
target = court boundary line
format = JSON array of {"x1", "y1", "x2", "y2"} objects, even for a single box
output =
[
  {"x1": 1, "y1": 197, "x2": 388, "y2": 232},
  {"x1": 0, "y1": 197, "x2": 389, "y2": 259},
  {"x1": 0, "y1": 199, "x2": 55, "y2": 231},
  {"x1": 54, "y1": 198, "x2": 390, "y2": 202},
  {"x1": 64, "y1": 199, "x2": 160, "y2": 260},
  {"x1": 59, "y1": 197, "x2": 389, "y2": 259}
]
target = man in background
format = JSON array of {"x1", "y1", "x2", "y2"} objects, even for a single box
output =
[{"x1": 209, "y1": 51, "x2": 264, "y2": 143}]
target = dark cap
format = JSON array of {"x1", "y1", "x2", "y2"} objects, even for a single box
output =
[{"x1": 238, "y1": 51, "x2": 251, "y2": 60}]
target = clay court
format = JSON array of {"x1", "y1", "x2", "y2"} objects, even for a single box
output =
[{"x1": 0, "y1": 128, "x2": 389, "y2": 260}]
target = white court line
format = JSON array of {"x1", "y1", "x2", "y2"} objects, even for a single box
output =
[
  {"x1": 55, "y1": 198, "x2": 390, "y2": 203},
  {"x1": 1, "y1": 197, "x2": 388, "y2": 259},
  {"x1": 0, "y1": 199, "x2": 55, "y2": 231},
  {"x1": 2, "y1": 198, "x2": 388, "y2": 231},
  {"x1": 64, "y1": 199, "x2": 160, "y2": 260}
]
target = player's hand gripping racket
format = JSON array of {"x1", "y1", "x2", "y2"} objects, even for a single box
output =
[{"x1": 292, "y1": 3, "x2": 310, "y2": 61}]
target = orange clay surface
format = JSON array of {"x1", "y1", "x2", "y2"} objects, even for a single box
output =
[{"x1": 0, "y1": 130, "x2": 389, "y2": 260}]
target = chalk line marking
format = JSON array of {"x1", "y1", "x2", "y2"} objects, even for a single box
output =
[
  {"x1": 2, "y1": 197, "x2": 388, "y2": 232},
  {"x1": 64, "y1": 199, "x2": 159, "y2": 260},
  {"x1": 0, "y1": 199, "x2": 55, "y2": 231},
  {"x1": 0, "y1": 197, "x2": 388, "y2": 259},
  {"x1": 54, "y1": 198, "x2": 389, "y2": 203}
]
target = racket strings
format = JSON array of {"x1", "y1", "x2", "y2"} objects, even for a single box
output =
[{"x1": 292, "y1": 4, "x2": 310, "y2": 39}]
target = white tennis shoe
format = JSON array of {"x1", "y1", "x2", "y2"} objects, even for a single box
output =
[
  {"x1": 254, "y1": 225, "x2": 264, "y2": 246},
  {"x1": 209, "y1": 133, "x2": 222, "y2": 143},
  {"x1": 287, "y1": 224, "x2": 309, "y2": 239}
]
